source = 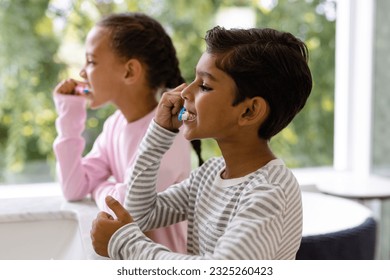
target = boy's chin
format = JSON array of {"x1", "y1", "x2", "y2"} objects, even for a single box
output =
[
  {"x1": 183, "y1": 131, "x2": 202, "y2": 142},
  {"x1": 183, "y1": 131, "x2": 197, "y2": 141}
]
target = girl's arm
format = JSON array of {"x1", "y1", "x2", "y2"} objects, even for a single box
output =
[{"x1": 53, "y1": 92, "x2": 112, "y2": 201}]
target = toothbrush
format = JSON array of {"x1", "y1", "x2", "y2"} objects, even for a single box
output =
[
  {"x1": 178, "y1": 107, "x2": 189, "y2": 121},
  {"x1": 75, "y1": 85, "x2": 91, "y2": 95}
]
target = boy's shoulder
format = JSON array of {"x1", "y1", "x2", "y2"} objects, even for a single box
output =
[
  {"x1": 191, "y1": 156, "x2": 225, "y2": 177},
  {"x1": 201, "y1": 156, "x2": 225, "y2": 169},
  {"x1": 251, "y1": 160, "x2": 299, "y2": 197}
]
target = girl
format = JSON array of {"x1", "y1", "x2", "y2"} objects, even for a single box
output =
[{"x1": 53, "y1": 13, "x2": 198, "y2": 253}]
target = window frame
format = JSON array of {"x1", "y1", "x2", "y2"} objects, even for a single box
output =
[{"x1": 333, "y1": 0, "x2": 375, "y2": 177}]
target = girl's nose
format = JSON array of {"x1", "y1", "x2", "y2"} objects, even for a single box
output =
[{"x1": 79, "y1": 68, "x2": 86, "y2": 79}]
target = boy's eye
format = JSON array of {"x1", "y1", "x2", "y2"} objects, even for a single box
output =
[{"x1": 199, "y1": 84, "x2": 212, "y2": 92}]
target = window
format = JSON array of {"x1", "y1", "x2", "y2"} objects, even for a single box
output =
[
  {"x1": 0, "y1": 0, "x2": 336, "y2": 184},
  {"x1": 333, "y1": 0, "x2": 384, "y2": 178},
  {"x1": 372, "y1": 0, "x2": 390, "y2": 178}
]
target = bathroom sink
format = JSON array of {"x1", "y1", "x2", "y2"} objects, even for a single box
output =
[{"x1": 0, "y1": 211, "x2": 86, "y2": 260}]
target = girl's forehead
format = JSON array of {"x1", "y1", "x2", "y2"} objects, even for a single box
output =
[
  {"x1": 85, "y1": 27, "x2": 111, "y2": 53},
  {"x1": 86, "y1": 26, "x2": 109, "y2": 45}
]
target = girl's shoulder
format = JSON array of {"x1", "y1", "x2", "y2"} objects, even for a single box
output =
[{"x1": 104, "y1": 110, "x2": 128, "y2": 126}]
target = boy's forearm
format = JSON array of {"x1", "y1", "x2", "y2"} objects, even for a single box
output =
[{"x1": 124, "y1": 120, "x2": 178, "y2": 229}]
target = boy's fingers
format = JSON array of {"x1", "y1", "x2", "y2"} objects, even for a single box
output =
[
  {"x1": 171, "y1": 98, "x2": 183, "y2": 115},
  {"x1": 171, "y1": 83, "x2": 187, "y2": 92},
  {"x1": 165, "y1": 92, "x2": 184, "y2": 114},
  {"x1": 105, "y1": 196, "x2": 132, "y2": 223},
  {"x1": 97, "y1": 211, "x2": 114, "y2": 220}
]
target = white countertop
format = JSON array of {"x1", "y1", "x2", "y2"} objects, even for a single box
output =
[
  {"x1": 0, "y1": 183, "x2": 105, "y2": 260},
  {"x1": 0, "y1": 181, "x2": 374, "y2": 259}
]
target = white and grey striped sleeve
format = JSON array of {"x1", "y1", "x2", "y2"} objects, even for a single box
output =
[
  {"x1": 124, "y1": 120, "x2": 190, "y2": 231},
  {"x1": 108, "y1": 120, "x2": 193, "y2": 259}
]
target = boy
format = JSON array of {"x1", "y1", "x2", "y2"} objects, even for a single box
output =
[{"x1": 91, "y1": 26, "x2": 312, "y2": 259}]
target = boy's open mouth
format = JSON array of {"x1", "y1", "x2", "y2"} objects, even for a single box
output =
[{"x1": 178, "y1": 107, "x2": 196, "y2": 122}]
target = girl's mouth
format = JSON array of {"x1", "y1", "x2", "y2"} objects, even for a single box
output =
[{"x1": 178, "y1": 107, "x2": 196, "y2": 122}]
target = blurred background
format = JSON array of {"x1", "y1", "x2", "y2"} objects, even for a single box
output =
[{"x1": 0, "y1": 0, "x2": 337, "y2": 184}]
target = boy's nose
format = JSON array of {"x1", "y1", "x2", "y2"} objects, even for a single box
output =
[{"x1": 180, "y1": 84, "x2": 191, "y2": 100}]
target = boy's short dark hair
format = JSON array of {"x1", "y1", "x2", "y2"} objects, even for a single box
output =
[{"x1": 205, "y1": 26, "x2": 313, "y2": 140}]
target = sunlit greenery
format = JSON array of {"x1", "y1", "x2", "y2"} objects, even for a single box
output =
[{"x1": 0, "y1": 0, "x2": 335, "y2": 183}]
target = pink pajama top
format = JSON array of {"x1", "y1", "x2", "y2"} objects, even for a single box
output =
[{"x1": 53, "y1": 94, "x2": 191, "y2": 253}]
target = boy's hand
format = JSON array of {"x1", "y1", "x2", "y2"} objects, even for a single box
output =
[
  {"x1": 155, "y1": 83, "x2": 187, "y2": 132},
  {"x1": 91, "y1": 196, "x2": 133, "y2": 257}
]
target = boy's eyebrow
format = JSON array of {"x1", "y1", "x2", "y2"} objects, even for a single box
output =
[{"x1": 196, "y1": 69, "x2": 218, "y2": 81}]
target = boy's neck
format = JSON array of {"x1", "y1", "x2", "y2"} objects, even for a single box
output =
[{"x1": 219, "y1": 138, "x2": 276, "y2": 180}]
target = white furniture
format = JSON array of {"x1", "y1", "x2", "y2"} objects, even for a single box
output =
[
  {"x1": 301, "y1": 192, "x2": 372, "y2": 236},
  {"x1": 298, "y1": 192, "x2": 376, "y2": 260},
  {"x1": 0, "y1": 183, "x2": 104, "y2": 260},
  {"x1": 0, "y1": 211, "x2": 86, "y2": 260},
  {"x1": 295, "y1": 169, "x2": 390, "y2": 259}
]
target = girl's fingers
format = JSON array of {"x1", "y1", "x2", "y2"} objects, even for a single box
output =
[
  {"x1": 54, "y1": 79, "x2": 75, "y2": 95},
  {"x1": 54, "y1": 78, "x2": 87, "y2": 95}
]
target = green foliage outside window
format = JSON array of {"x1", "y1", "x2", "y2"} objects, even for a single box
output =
[{"x1": 0, "y1": 0, "x2": 335, "y2": 183}]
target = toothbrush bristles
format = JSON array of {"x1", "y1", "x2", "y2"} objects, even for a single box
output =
[{"x1": 182, "y1": 112, "x2": 189, "y2": 121}]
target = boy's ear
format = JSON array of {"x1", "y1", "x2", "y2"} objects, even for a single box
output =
[
  {"x1": 238, "y1": 97, "x2": 269, "y2": 126},
  {"x1": 123, "y1": 59, "x2": 142, "y2": 84}
]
